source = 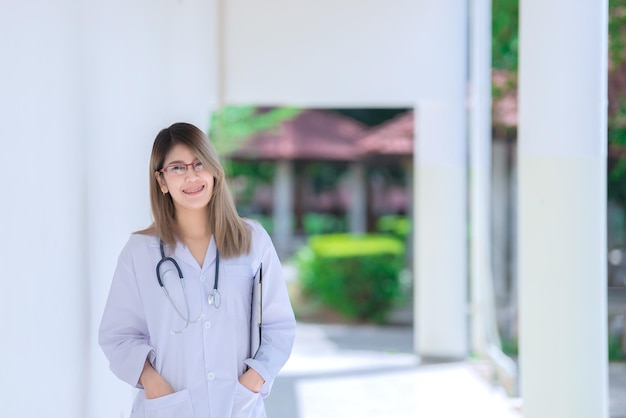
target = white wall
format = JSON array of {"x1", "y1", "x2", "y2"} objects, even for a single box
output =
[
  {"x1": 223, "y1": 0, "x2": 449, "y2": 106},
  {"x1": 0, "y1": 2, "x2": 85, "y2": 416}
]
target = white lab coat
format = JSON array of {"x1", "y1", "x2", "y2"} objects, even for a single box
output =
[{"x1": 99, "y1": 220, "x2": 296, "y2": 418}]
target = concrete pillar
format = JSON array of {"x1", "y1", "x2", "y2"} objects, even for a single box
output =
[
  {"x1": 414, "y1": 100, "x2": 468, "y2": 359},
  {"x1": 348, "y1": 162, "x2": 367, "y2": 234},
  {"x1": 469, "y1": 0, "x2": 496, "y2": 356},
  {"x1": 273, "y1": 160, "x2": 294, "y2": 257},
  {"x1": 413, "y1": 0, "x2": 468, "y2": 359},
  {"x1": 491, "y1": 140, "x2": 518, "y2": 343},
  {"x1": 491, "y1": 142, "x2": 511, "y2": 317},
  {"x1": 0, "y1": 3, "x2": 87, "y2": 416},
  {"x1": 518, "y1": 1, "x2": 608, "y2": 416}
]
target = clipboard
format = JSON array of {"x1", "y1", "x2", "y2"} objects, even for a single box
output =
[{"x1": 249, "y1": 262, "x2": 263, "y2": 359}]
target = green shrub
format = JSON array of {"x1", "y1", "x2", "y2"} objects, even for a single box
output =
[
  {"x1": 609, "y1": 334, "x2": 626, "y2": 362},
  {"x1": 488, "y1": 335, "x2": 626, "y2": 362},
  {"x1": 376, "y1": 215, "x2": 411, "y2": 241},
  {"x1": 500, "y1": 337, "x2": 519, "y2": 357},
  {"x1": 302, "y1": 213, "x2": 347, "y2": 235},
  {"x1": 297, "y1": 233, "x2": 405, "y2": 323}
]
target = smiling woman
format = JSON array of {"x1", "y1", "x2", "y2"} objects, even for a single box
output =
[
  {"x1": 157, "y1": 144, "x2": 215, "y2": 216},
  {"x1": 142, "y1": 123, "x2": 247, "y2": 258},
  {"x1": 98, "y1": 122, "x2": 296, "y2": 418}
]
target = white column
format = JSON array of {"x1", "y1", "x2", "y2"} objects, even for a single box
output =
[
  {"x1": 469, "y1": 0, "x2": 501, "y2": 356},
  {"x1": 469, "y1": 0, "x2": 519, "y2": 393},
  {"x1": 348, "y1": 162, "x2": 367, "y2": 234},
  {"x1": 468, "y1": 0, "x2": 492, "y2": 355},
  {"x1": 518, "y1": 1, "x2": 608, "y2": 417},
  {"x1": 491, "y1": 142, "x2": 510, "y2": 311},
  {"x1": 273, "y1": 160, "x2": 294, "y2": 257},
  {"x1": 414, "y1": 101, "x2": 468, "y2": 359},
  {"x1": 413, "y1": 0, "x2": 468, "y2": 359},
  {"x1": 0, "y1": 2, "x2": 87, "y2": 417}
]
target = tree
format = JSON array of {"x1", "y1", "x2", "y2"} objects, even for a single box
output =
[
  {"x1": 608, "y1": 1, "x2": 626, "y2": 207},
  {"x1": 209, "y1": 106, "x2": 301, "y2": 155},
  {"x1": 492, "y1": 0, "x2": 518, "y2": 72}
]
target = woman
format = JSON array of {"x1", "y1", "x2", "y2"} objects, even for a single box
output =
[{"x1": 99, "y1": 122, "x2": 296, "y2": 418}]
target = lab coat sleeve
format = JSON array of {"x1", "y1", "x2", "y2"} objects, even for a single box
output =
[
  {"x1": 98, "y1": 242, "x2": 154, "y2": 388},
  {"x1": 243, "y1": 226, "x2": 296, "y2": 397}
]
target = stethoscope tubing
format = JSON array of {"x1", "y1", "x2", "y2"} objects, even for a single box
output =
[
  {"x1": 156, "y1": 240, "x2": 220, "y2": 333},
  {"x1": 157, "y1": 240, "x2": 220, "y2": 293}
]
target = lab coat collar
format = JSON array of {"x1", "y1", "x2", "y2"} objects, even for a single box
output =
[{"x1": 172, "y1": 236, "x2": 217, "y2": 272}]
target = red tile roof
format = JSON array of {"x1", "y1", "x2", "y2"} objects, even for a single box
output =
[
  {"x1": 227, "y1": 109, "x2": 368, "y2": 161},
  {"x1": 492, "y1": 69, "x2": 517, "y2": 128},
  {"x1": 357, "y1": 111, "x2": 414, "y2": 157},
  {"x1": 226, "y1": 95, "x2": 522, "y2": 162}
]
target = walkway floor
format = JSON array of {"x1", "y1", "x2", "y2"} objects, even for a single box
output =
[
  {"x1": 265, "y1": 322, "x2": 523, "y2": 418},
  {"x1": 266, "y1": 322, "x2": 626, "y2": 418}
]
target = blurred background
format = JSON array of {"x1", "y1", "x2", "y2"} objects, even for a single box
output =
[{"x1": 0, "y1": 0, "x2": 621, "y2": 417}]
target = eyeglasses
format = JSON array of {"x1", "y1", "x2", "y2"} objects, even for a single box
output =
[{"x1": 159, "y1": 161, "x2": 205, "y2": 175}]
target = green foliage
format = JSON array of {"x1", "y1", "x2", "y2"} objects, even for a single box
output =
[
  {"x1": 609, "y1": 334, "x2": 626, "y2": 361},
  {"x1": 491, "y1": 0, "x2": 519, "y2": 128},
  {"x1": 376, "y1": 215, "x2": 411, "y2": 242},
  {"x1": 302, "y1": 213, "x2": 347, "y2": 235},
  {"x1": 332, "y1": 108, "x2": 410, "y2": 127},
  {"x1": 610, "y1": 1, "x2": 626, "y2": 68},
  {"x1": 308, "y1": 234, "x2": 404, "y2": 257},
  {"x1": 492, "y1": 1, "x2": 626, "y2": 208},
  {"x1": 610, "y1": 159, "x2": 626, "y2": 206},
  {"x1": 608, "y1": 2, "x2": 626, "y2": 208},
  {"x1": 209, "y1": 106, "x2": 302, "y2": 155},
  {"x1": 492, "y1": 0, "x2": 519, "y2": 71},
  {"x1": 608, "y1": 97, "x2": 626, "y2": 204},
  {"x1": 226, "y1": 160, "x2": 275, "y2": 183},
  {"x1": 302, "y1": 163, "x2": 348, "y2": 193},
  {"x1": 297, "y1": 234, "x2": 405, "y2": 323},
  {"x1": 500, "y1": 337, "x2": 519, "y2": 357},
  {"x1": 224, "y1": 160, "x2": 275, "y2": 208},
  {"x1": 488, "y1": 335, "x2": 626, "y2": 362},
  {"x1": 492, "y1": 1, "x2": 626, "y2": 71}
]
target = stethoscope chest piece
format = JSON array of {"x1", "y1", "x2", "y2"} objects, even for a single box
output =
[{"x1": 208, "y1": 290, "x2": 221, "y2": 308}]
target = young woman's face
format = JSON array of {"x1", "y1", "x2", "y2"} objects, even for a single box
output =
[{"x1": 157, "y1": 144, "x2": 215, "y2": 213}]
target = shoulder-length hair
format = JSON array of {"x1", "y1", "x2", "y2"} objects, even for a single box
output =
[{"x1": 136, "y1": 122, "x2": 251, "y2": 258}]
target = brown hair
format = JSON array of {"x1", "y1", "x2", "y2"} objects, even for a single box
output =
[{"x1": 136, "y1": 122, "x2": 251, "y2": 258}]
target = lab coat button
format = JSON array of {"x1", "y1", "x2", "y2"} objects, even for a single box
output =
[
  {"x1": 200, "y1": 274, "x2": 207, "y2": 282},
  {"x1": 204, "y1": 321, "x2": 212, "y2": 329},
  {"x1": 207, "y1": 372, "x2": 215, "y2": 380}
]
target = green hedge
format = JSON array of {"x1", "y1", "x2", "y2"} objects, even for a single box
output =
[
  {"x1": 376, "y1": 214, "x2": 411, "y2": 242},
  {"x1": 297, "y1": 233, "x2": 405, "y2": 323}
]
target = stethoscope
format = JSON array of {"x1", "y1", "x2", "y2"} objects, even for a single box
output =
[{"x1": 156, "y1": 240, "x2": 220, "y2": 334}]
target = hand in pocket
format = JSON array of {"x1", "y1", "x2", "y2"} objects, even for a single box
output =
[{"x1": 144, "y1": 389, "x2": 195, "y2": 418}]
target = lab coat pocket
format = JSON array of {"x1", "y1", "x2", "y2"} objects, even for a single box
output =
[
  {"x1": 224, "y1": 264, "x2": 254, "y2": 320},
  {"x1": 231, "y1": 381, "x2": 263, "y2": 418},
  {"x1": 144, "y1": 389, "x2": 195, "y2": 418}
]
